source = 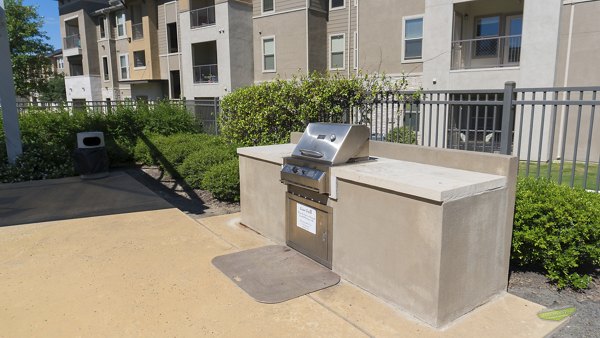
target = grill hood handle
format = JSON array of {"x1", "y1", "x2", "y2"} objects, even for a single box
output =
[{"x1": 299, "y1": 149, "x2": 324, "y2": 158}]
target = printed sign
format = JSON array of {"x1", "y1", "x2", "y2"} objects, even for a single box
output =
[{"x1": 296, "y1": 203, "x2": 317, "y2": 234}]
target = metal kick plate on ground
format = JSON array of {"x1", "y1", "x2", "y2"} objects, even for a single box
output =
[{"x1": 211, "y1": 245, "x2": 340, "y2": 304}]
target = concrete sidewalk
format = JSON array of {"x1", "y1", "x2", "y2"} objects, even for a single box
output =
[
  {"x1": 0, "y1": 207, "x2": 565, "y2": 337},
  {"x1": 0, "y1": 172, "x2": 172, "y2": 227}
]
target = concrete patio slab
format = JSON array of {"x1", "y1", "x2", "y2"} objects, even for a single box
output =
[
  {"x1": 0, "y1": 210, "x2": 566, "y2": 337},
  {"x1": 0, "y1": 172, "x2": 172, "y2": 227}
]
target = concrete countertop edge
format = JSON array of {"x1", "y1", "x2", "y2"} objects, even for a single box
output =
[{"x1": 331, "y1": 168, "x2": 508, "y2": 203}]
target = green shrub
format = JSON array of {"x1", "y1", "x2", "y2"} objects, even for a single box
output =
[
  {"x1": 0, "y1": 101, "x2": 200, "y2": 182},
  {"x1": 512, "y1": 177, "x2": 600, "y2": 289},
  {"x1": 178, "y1": 146, "x2": 237, "y2": 189},
  {"x1": 0, "y1": 146, "x2": 75, "y2": 182},
  {"x1": 386, "y1": 126, "x2": 417, "y2": 144},
  {"x1": 137, "y1": 101, "x2": 201, "y2": 135},
  {"x1": 219, "y1": 72, "x2": 410, "y2": 146},
  {"x1": 202, "y1": 158, "x2": 240, "y2": 202},
  {"x1": 133, "y1": 133, "x2": 232, "y2": 173}
]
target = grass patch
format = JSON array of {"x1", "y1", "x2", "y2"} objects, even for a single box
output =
[{"x1": 519, "y1": 161, "x2": 600, "y2": 190}]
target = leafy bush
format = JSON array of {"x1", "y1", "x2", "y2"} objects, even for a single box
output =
[
  {"x1": 134, "y1": 133, "x2": 232, "y2": 173},
  {"x1": 0, "y1": 146, "x2": 74, "y2": 182},
  {"x1": 178, "y1": 145, "x2": 237, "y2": 188},
  {"x1": 219, "y1": 72, "x2": 410, "y2": 146},
  {"x1": 136, "y1": 101, "x2": 200, "y2": 135},
  {"x1": 512, "y1": 177, "x2": 600, "y2": 289},
  {"x1": 0, "y1": 101, "x2": 200, "y2": 183},
  {"x1": 202, "y1": 159, "x2": 240, "y2": 202},
  {"x1": 386, "y1": 126, "x2": 417, "y2": 144}
]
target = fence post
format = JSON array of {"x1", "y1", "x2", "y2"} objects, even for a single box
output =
[
  {"x1": 0, "y1": 0, "x2": 23, "y2": 164},
  {"x1": 500, "y1": 81, "x2": 516, "y2": 155}
]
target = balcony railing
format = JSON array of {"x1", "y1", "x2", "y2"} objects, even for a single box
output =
[
  {"x1": 451, "y1": 35, "x2": 521, "y2": 70},
  {"x1": 132, "y1": 23, "x2": 144, "y2": 40},
  {"x1": 190, "y1": 6, "x2": 216, "y2": 28},
  {"x1": 193, "y1": 64, "x2": 218, "y2": 83},
  {"x1": 64, "y1": 34, "x2": 81, "y2": 49}
]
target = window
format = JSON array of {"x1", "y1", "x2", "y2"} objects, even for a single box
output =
[
  {"x1": 262, "y1": 37, "x2": 275, "y2": 72},
  {"x1": 353, "y1": 31, "x2": 358, "y2": 70},
  {"x1": 130, "y1": 5, "x2": 143, "y2": 40},
  {"x1": 403, "y1": 16, "x2": 423, "y2": 61},
  {"x1": 133, "y1": 51, "x2": 146, "y2": 68},
  {"x1": 57, "y1": 57, "x2": 64, "y2": 69},
  {"x1": 102, "y1": 56, "x2": 109, "y2": 81},
  {"x1": 167, "y1": 23, "x2": 178, "y2": 53},
  {"x1": 99, "y1": 16, "x2": 106, "y2": 39},
  {"x1": 69, "y1": 55, "x2": 83, "y2": 76},
  {"x1": 116, "y1": 11, "x2": 126, "y2": 38},
  {"x1": 330, "y1": 34, "x2": 345, "y2": 70},
  {"x1": 262, "y1": 0, "x2": 274, "y2": 13},
  {"x1": 330, "y1": 0, "x2": 344, "y2": 9},
  {"x1": 119, "y1": 54, "x2": 129, "y2": 79},
  {"x1": 475, "y1": 16, "x2": 500, "y2": 57}
]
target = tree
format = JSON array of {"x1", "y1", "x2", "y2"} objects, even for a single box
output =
[
  {"x1": 5, "y1": 0, "x2": 52, "y2": 98},
  {"x1": 39, "y1": 74, "x2": 66, "y2": 102}
]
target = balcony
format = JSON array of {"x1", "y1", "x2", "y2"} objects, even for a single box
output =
[
  {"x1": 451, "y1": 35, "x2": 521, "y2": 70},
  {"x1": 193, "y1": 64, "x2": 218, "y2": 83},
  {"x1": 64, "y1": 34, "x2": 81, "y2": 49},
  {"x1": 190, "y1": 6, "x2": 216, "y2": 28},
  {"x1": 132, "y1": 23, "x2": 144, "y2": 40}
]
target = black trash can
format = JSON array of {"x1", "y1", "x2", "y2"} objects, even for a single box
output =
[{"x1": 73, "y1": 132, "x2": 110, "y2": 179}]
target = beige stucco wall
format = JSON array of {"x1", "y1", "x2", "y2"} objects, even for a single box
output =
[
  {"x1": 330, "y1": 180, "x2": 444, "y2": 325},
  {"x1": 555, "y1": 1, "x2": 600, "y2": 87},
  {"x1": 239, "y1": 156, "x2": 287, "y2": 244},
  {"x1": 253, "y1": 10, "x2": 308, "y2": 81},
  {"x1": 127, "y1": 0, "x2": 162, "y2": 81},
  {"x1": 60, "y1": 9, "x2": 99, "y2": 76},
  {"x1": 358, "y1": 0, "x2": 425, "y2": 77}
]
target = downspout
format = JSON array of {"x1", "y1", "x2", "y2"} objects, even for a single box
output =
[
  {"x1": 556, "y1": 2, "x2": 575, "y2": 160},
  {"x1": 164, "y1": 3, "x2": 171, "y2": 98},
  {"x1": 306, "y1": 0, "x2": 309, "y2": 75},
  {"x1": 356, "y1": 0, "x2": 359, "y2": 75},
  {"x1": 347, "y1": 0, "x2": 350, "y2": 77},
  {"x1": 105, "y1": 16, "x2": 115, "y2": 100}
]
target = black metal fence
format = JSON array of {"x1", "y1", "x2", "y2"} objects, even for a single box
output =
[
  {"x1": 14, "y1": 82, "x2": 600, "y2": 191},
  {"x1": 345, "y1": 82, "x2": 600, "y2": 192},
  {"x1": 15, "y1": 99, "x2": 221, "y2": 135}
]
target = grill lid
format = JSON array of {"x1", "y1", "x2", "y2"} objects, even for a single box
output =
[{"x1": 292, "y1": 123, "x2": 370, "y2": 165}]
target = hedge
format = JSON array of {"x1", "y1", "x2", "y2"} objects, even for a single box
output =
[
  {"x1": 219, "y1": 72, "x2": 412, "y2": 146},
  {"x1": 178, "y1": 146, "x2": 237, "y2": 188},
  {"x1": 512, "y1": 177, "x2": 600, "y2": 289},
  {"x1": 202, "y1": 159, "x2": 240, "y2": 202},
  {"x1": 0, "y1": 102, "x2": 199, "y2": 183}
]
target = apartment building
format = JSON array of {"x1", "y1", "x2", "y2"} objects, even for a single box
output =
[
  {"x1": 59, "y1": 0, "x2": 254, "y2": 102},
  {"x1": 91, "y1": 0, "x2": 170, "y2": 101},
  {"x1": 178, "y1": 0, "x2": 254, "y2": 100},
  {"x1": 48, "y1": 50, "x2": 65, "y2": 75},
  {"x1": 253, "y1": 0, "x2": 600, "y2": 89},
  {"x1": 59, "y1": 0, "x2": 108, "y2": 102}
]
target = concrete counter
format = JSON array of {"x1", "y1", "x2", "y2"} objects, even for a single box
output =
[
  {"x1": 237, "y1": 144, "x2": 295, "y2": 165},
  {"x1": 238, "y1": 144, "x2": 294, "y2": 244},
  {"x1": 330, "y1": 158, "x2": 507, "y2": 202},
  {"x1": 238, "y1": 139, "x2": 518, "y2": 328}
]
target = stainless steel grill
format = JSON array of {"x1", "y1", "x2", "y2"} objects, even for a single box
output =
[
  {"x1": 281, "y1": 123, "x2": 370, "y2": 268},
  {"x1": 281, "y1": 123, "x2": 370, "y2": 195}
]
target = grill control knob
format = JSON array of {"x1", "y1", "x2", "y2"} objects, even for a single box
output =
[
  {"x1": 292, "y1": 166, "x2": 299, "y2": 173},
  {"x1": 330, "y1": 134, "x2": 336, "y2": 142}
]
